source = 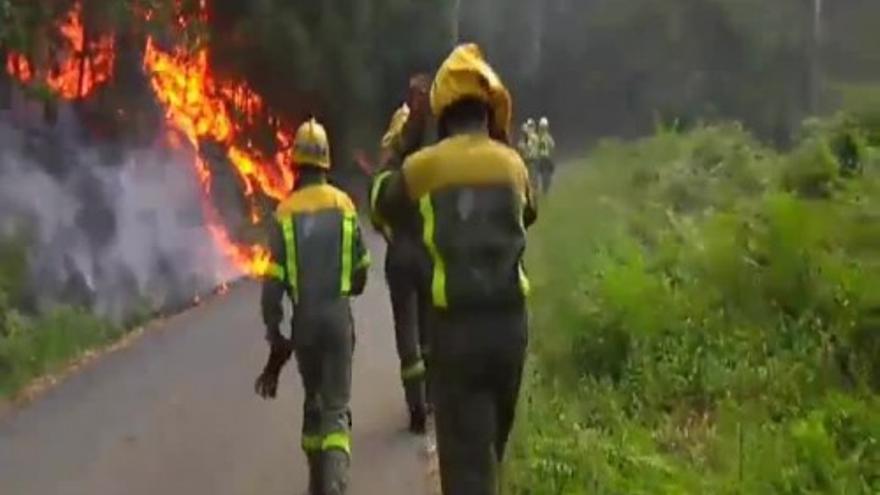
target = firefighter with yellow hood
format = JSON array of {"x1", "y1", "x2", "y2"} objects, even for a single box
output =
[
  {"x1": 257, "y1": 118, "x2": 370, "y2": 495},
  {"x1": 371, "y1": 73, "x2": 434, "y2": 434},
  {"x1": 371, "y1": 44, "x2": 537, "y2": 494}
]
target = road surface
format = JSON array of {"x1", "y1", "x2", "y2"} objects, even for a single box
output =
[{"x1": 0, "y1": 239, "x2": 430, "y2": 495}]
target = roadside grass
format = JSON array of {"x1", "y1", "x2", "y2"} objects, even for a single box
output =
[
  {"x1": 0, "y1": 306, "x2": 122, "y2": 397},
  {"x1": 507, "y1": 116, "x2": 880, "y2": 493},
  {"x1": 0, "y1": 237, "x2": 122, "y2": 399}
]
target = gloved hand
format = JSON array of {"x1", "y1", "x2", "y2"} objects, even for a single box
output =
[{"x1": 254, "y1": 332, "x2": 293, "y2": 400}]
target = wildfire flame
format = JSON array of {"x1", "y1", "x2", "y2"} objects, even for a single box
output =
[
  {"x1": 4, "y1": 2, "x2": 115, "y2": 99},
  {"x1": 142, "y1": 20, "x2": 295, "y2": 277},
  {"x1": 4, "y1": 0, "x2": 295, "y2": 278},
  {"x1": 49, "y1": 3, "x2": 115, "y2": 99},
  {"x1": 5, "y1": 54, "x2": 33, "y2": 83}
]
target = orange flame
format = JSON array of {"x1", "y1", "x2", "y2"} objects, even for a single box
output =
[
  {"x1": 5, "y1": 0, "x2": 292, "y2": 278},
  {"x1": 4, "y1": 2, "x2": 115, "y2": 100},
  {"x1": 193, "y1": 157, "x2": 273, "y2": 279},
  {"x1": 143, "y1": 34, "x2": 296, "y2": 277},
  {"x1": 47, "y1": 3, "x2": 115, "y2": 99},
  {"x1": 5, "y1": 54, "x2": 33, "y2": 83},
  {"x1": 143, "y1": 41, "x2": 294, "y2": 201}
]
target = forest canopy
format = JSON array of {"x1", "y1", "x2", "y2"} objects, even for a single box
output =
[{"x1": 2, "y1": 0, "x2": 879, "y2": 157}]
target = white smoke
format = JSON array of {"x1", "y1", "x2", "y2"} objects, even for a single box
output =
[{"x1": 0, "y1": 101, "x2": 240, "y2": 323}]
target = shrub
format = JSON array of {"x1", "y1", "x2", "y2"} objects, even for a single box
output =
[
  {"x1": 508, "y1": 117, "x2": 880, "y2": 493},
  {"x1": 0, "y1": 235, "x2": 28, "y2": 309},
  {"x1": 0, "y1": 301, "x2": 121, "y2": 397}
]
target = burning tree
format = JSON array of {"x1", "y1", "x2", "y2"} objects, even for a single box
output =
[
  {"x1": 2, "y1": 0, "x2": 299, "y2": 278},
  {"x1": 141, "y1": 0, "x2": 296, "y2": 276}
]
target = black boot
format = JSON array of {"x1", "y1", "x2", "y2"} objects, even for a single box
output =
[
  {"x1": 409, "y1": 405, "x2": 427, "y2": 435},
  {"x1": 424, "y1": 366, "x2": 434, "y2": 415}
]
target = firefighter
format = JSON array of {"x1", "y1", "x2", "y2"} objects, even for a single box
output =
[
  {"x1": 256, "y1": 118, "x2": 370, "y2": 495},
  {"x1": 518, "y1": 118, "x2": 539, "y2": 194},
  {"x1": 536, "y1": 116, "x2": 556, "y2": 194},
  {"x1": 371, "y1": 73, "x2": 434, "y2": 434},
  {"x1": 516, "y1": 120, "x2": 534, "y2": 160},
  {"x1": 379, "y1": 73, "x2": 435, "y2": 167},
  {"x1": 371, "y1": 43, "x2": 537, "y2": 494}
]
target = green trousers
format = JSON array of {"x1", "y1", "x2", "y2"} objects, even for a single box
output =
[
  {"x1": 430, "y1": 305, "x2": 528, "y2": 495},
  {"x1": 537, "y1": 157, "x2": 555, "y2": 195},
  {"x1": 294, "y1": 300, "x2": 355, "y2": 495},
  {"x1": 385, "y1": 240, "x2": 429, "y2": 413}
]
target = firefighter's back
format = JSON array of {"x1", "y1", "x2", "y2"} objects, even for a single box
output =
[
  {"x1": 276, "y1": 183, "x2": 360, "y2": 344},
  {"x1": 405, "y1": 133, "x2": 531, "y2": 310}
]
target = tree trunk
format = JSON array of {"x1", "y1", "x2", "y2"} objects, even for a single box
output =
[
  {"x1": 810, "y1": 0, "x2": 823, "y2": 114},
  {"x1": 0, "y1": 44, "x2": 10, "y2": 109},
  {"x1": 450, "y1": 0, "x2": 461, "y2": 47}
]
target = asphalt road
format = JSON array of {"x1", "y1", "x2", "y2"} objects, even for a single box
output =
[{"x1": 0, "y1": 240, "x2": 429, "y2": 495}]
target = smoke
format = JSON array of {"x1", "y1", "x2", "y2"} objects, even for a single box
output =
[{"x1": 0, "y1": 100, "x2": 239, "y2": 323}]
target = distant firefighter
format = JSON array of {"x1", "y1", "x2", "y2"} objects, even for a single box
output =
[
  {"x1": 518, "y1": 118, "x2": 539, "y2": 193},
  {"x1": 536, "y1": 116, "x2": 556, "y2": 195}
]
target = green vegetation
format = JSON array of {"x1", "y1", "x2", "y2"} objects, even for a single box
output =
[
  {"x1": 0, "y1": 306, "x2": 121, "y2": 397},
  {"x1": 4, "y1": 1, "x2": 880, "y2": 157},
  {"x1": 0, "y1": 239, "x2": 122, "y2": 398},
  {"x1": 508, "y1": 115, "x2": 880, "y2": 493},
  {"x1": 2, "y1": 2, "x2": 880, "y2": 478}
]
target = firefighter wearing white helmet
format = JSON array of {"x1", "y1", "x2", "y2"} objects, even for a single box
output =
[
  {"x1": 371, "y1": 43, "x2": 537, "y2": 494},
  {"x1": 517, "y1": 119, "x2": 537, "y2": 160},
  {"x1": 258, "y1": 117, "x2": 370, "y2": 495},
  {"x1": 536, "y1": 116, "x2": 556, "y2": 194},
  {"x1": 518, "y1": 118, "x2": 540, "y2": 192}
]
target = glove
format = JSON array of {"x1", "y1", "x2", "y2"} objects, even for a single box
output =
[{"x1": 254, "y1": 336, "x2": 293, "y2": 400}]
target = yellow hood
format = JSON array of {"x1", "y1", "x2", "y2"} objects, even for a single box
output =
[{"x1": 430, "y1": 43, "x2": 512, "y2": 142}]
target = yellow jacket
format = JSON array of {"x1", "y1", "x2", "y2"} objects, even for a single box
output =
[{"x1": 371, "y1": 133, "x2": 537, "y2": 310}]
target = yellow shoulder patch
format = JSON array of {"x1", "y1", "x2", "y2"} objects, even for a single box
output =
[
  {"x1": 400, "y1": 145, "x2": 434, "y2": 200},
  {"x1": 329, "y1": 185, "x2": 357, "y2": 214},
  {"x1": 403, "y1": 135, "x2": 528, "y2": 200},
  {"x1": 275, "y1": 184, "x2": 356, "y2": 217}
]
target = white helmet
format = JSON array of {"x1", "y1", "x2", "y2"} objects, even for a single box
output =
[
  {"x1": 539, "y1": 117, "x2": 549, "y2": 129},
  {"x1": 525, "y1": 118, "x2": 536, "y2": 130}
]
